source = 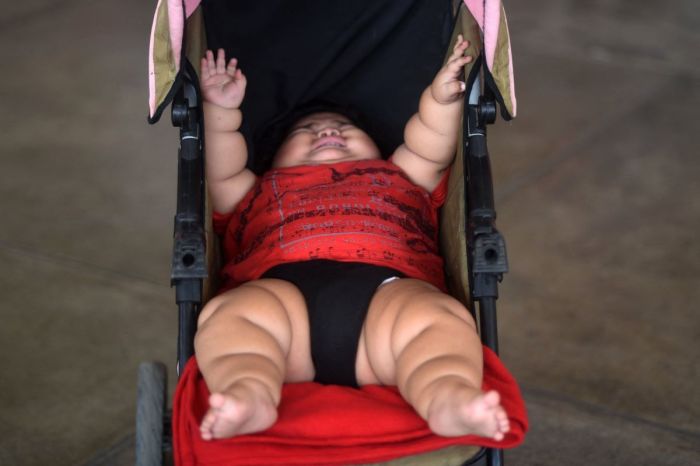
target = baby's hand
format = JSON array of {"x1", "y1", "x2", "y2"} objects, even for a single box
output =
[
  {"x1": 200, "y1": 49, "x2": 247, "y2": 109},
  {"x1": 430, "y1": 35, "x2": 472, "y2": 105}
]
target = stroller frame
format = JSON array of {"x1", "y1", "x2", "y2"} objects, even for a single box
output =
[{"x1": 136, "y1": 2, "x2": 517, "y2": 465}]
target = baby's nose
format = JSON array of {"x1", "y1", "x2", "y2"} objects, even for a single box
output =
[{"x1": 317, "y1": 127, "x2": 341, "y2": 137}]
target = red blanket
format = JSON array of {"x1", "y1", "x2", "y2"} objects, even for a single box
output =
[{"x1": 173, "y1": 347, "x2": 527, "y2": 466}]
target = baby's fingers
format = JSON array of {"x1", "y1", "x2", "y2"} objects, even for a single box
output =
[
  {"x1": 448, "y1": 34, "x2": 469, "y2": 60},
  {"x1": 435, "y1": 57, "x2": 470, "y2": 89},
  {"x1": 226, "y1": 58, "x2": 246, "y2": 87},
  {"x1": 200, "y1": 57, "x2": 210, "y2": 80},
  {"x1": 216, "y1": 48, "x2": 227, "y2": 74},
  {"x1": 235, "y1": 69, "x2": 246, "y2": 85},
  {"x1": 229, "y1": 68, "x2": 247, "y2": 89},
  {"x1": 447, "y1": 80, "x2": 467, "y2": 96},
  {"x1": 431, "y1": 78, "x2": 466, "y2": 104},
  {"x1": 445, "y1": 54, "x2": 472, "y2": 75},
  {"x1": 206, "y1": 50, "x2": 217, "y2": 74},
  {"x1": 201, "y1": 50, "x2": 218, "y2": 80},
  {"x1": 226, "y1": 58, "x2": 238, "y2": 77}
]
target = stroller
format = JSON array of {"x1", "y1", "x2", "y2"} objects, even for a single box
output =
[{"x1": 138, "y1": 1, "x2": 526, "y2": 465}]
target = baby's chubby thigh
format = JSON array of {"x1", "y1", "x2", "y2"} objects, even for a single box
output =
[
  {"x1": 354, "y1": 278, "x2": 477, "y2": 387},
  {"x1": 196, "y1": 278, "x2": 316, "y2": 384}
]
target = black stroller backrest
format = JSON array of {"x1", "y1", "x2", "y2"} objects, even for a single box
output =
[{"x1": 201, "y1": 0, "x2": 454, "y2": 172}]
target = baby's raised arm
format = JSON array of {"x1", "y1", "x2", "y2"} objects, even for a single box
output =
[
  {"x1": 201, "y1": 49, "x2": 256, "y2": 214},
  {"x1": 391, "y1": 35, "x2": 472, "y2": 192}
]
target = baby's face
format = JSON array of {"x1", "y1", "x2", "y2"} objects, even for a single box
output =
[{"x1": 272, "y1": 112, "x2": 381, "y2": 168}]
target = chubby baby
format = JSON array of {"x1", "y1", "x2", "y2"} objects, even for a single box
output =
[{"x1": 195, "y1": 36, "x2": 510, "y2": 442}]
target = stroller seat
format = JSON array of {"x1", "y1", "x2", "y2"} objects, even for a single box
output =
[{"x1": 173, "y1": 347, "x2": 526, "y2": 466}]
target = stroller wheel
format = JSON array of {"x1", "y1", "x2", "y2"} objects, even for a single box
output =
[{"x1": 135, "y1": 361, "x2": 167, "y2": 466}]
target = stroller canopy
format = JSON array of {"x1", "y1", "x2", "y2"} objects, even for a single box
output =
[{"x1": 148, "y1": 0, "x2": 516, "y2": 169}]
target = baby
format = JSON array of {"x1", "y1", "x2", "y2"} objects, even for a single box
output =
[{"x1": 196, "y1": 36, "x2": 510, "y2": 442}]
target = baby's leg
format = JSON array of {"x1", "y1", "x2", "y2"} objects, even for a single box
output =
[
  {"x1": 194, "y1": 279, "x2": 314, "y2": 440},
  {"x1": 356, "y1": 279, "x2": 510, "y2": 439}
]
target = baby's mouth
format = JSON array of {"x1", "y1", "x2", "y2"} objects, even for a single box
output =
[{"x1": 312, "y1": 136, "x2": 347, "y2": 152}]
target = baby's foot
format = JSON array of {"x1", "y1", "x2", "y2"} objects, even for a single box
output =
[
  {"x1": 427, "y1": 385, "x2": 510, "y2": 440},
  {"x1": 199, "y1": 380, "x2": 278, "y2": 440}
]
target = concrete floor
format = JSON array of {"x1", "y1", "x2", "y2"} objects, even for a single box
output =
[{"x1": 1, "y1": 1, "x2": 698, "y2": 465}]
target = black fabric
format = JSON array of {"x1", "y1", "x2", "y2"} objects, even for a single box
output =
[
  {"x1": 202, "y1": 0, "x2": 454, "y2": 173},
  {"x1": 262, "y1": 260, "x2": 403, "y2": 387}
]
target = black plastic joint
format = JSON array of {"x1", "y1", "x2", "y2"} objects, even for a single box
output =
[
  {"x1": 479, "y1": 97, "x2": 497, "y2": 125},
  {"x1": 171, "y1": 101, "x2": 189, "y2": 127},
  {"x1": 472, "y1": 231, "x2": 509, "y2": 275},
  {"x1": 171, "y1": 220, "x2": 207, "y2": 283}
]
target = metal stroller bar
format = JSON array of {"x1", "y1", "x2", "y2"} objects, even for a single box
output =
[
  {"x1": 462, "y1": 58, "x2": 509, "y2": 466},
  {"x1": 170, "y1": 60, "x2": 207, "y2": 376}
]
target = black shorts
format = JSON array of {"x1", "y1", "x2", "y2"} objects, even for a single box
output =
[{"x1": 262, "y1": 260, "x2": 403, "y2": 387}]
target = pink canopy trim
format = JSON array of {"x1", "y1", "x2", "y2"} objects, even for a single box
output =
[
  {"x1": 464, "y1": 0, "x2": 516, "y2": 116},
  {"x1": 148, "y1": 0, "x2": 202, "y2": 117},
  {"x1": 167, "y1": 0, "x2": 199, "y2": 67}
]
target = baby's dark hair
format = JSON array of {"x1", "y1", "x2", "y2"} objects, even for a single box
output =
[{"x1": 252, "y1": 100, "x2": 372, "y2": 173}]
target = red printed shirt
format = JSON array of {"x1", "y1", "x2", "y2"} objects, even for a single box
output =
[{"x1": 213, "y1": 159, "x2": 448, "y2": 291}]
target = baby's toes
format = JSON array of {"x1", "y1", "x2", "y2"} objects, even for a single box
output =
[
  {"x1": 483, "y1": 390, "x2": 501, "y2": 408},
  {"x1": 209, "y1": 393, "x2": 227, "y2": 409},
  {"x1": 496, "y1": 409, "x2": 510, "y2": 432},
  {"x1": 200, "y1": 410, "x2": 218, "y2": 440},
  {"x1": 201, "y1": 409, "x2": 217, "y2": 428}
]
